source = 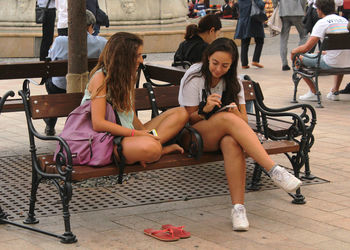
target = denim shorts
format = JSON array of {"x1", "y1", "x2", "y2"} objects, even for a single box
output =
[{"x1": 301, "y1": 53, "x2": 333, "y2": 69}]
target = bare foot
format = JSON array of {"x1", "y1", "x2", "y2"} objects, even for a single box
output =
[{"x1": 162, "y1": 144, "x2": 184, "y2": 155}]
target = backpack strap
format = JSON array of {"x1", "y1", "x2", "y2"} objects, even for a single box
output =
[{"x1": 107, "y1": 102, "x2": 126, "y2": 184}]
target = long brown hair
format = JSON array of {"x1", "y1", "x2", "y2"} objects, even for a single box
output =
[
  {"x1": 184, "y1": 38, "x2": 241, "y2": 105},
  {"x1": 90, "y1": 32, "x2": 143, "y2": 112}
]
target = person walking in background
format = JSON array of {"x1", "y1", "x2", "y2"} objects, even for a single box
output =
[
  {"x1": 234, "y1": 0, "x2": 266, "y2": 69},
  {"x1": 272, "y1": 0, "x2": 307, "y2": 71},
  {"x1": 194, "y1": 0, "x2": 207, "y2": 17},
  {"x1": 56, "y1": 0, "x2": 68, "y2": 36},
  {"x1": 38, "y1": 0, "x2": 56, "y2": 61},
  {"x1": 43, "y1": 10, "x2": 107, "y2": 135},
  {"x1": 173, "y1": 14, "x2": 222, "y2": 68}
]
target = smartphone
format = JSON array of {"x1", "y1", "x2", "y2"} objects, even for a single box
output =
[
  {"x1": 148, "y1": 129, "x2": 158, "y2": 136},
  {"x1": 217, "y1": 104, "x2": 236, "y2": 112}
]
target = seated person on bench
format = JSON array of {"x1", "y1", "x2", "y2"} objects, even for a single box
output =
[
  {"x1": 44, "y1": 10, "x2": 107, "y2": 136},
  {"x1": 291, "y1": 0, "x2": 350, "y2": 102},
  {"x1": 178, "y1": 37, "x2": 302, "y2": 232},
  {"x1": 81, "y1": 32, "x2": 188, "y2": 167},
  {"x1": 173, "y1": 14, "x2": 222, "y2": 68}
]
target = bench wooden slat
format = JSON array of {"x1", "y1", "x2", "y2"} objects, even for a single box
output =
[
  {"x1": 38, "y1": 139, "x2": 298, "y2": 181},
  {"x1": 144, "y1": 63, "x2": 186, "y2": 85},
  {"x1": 30, "y1": 93, "x2": 83, "y2": 119},
  {"x1": 0, "y1": 99, "x2": 24, "y2": 112},
  {"x1": 0, "y1": 58, "x2": 98, "y2": 80}
]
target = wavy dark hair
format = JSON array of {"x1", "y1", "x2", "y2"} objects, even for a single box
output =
[
  {"x1": 184, "y1": 14, "x2": 222, "y2": 40},
  {"x1": 90, "y1": 32, "x2": 143, "y2": 112},
  {"x1": 184, "y1": 38, "x2": 240, "y2": 106},
  {"x1": 315, "y1": 0, "x2": 335, "y2": 15}
]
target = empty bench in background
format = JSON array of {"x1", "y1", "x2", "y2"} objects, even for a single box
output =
[
  {"x1": 0, "y1": 58, "x2": 98, "y2": 113},
  {"x1": 15, "y1": 72, "x2": 315, "y2": 242},
  {"x1": 292, "y1": 32, "x2": 350, "y2": 108}
]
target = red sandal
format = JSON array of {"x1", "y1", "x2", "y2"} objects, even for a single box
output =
[
  {"x1": 144, "y1": 228, "x2": 179, "y2": 241},
  {"x1": 161, "y1": 224, "x2": 191, "y2": 239}
]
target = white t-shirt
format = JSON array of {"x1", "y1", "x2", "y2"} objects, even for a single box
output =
[
  {"x1": 38, "y1": 0, "x2": 55, "y2": 8},
  {"x1": 56, "y1": 0, "x2": 68, "y2": 29},
  {"x1": 311, "y1": 14, "x2": 350, "y2": 68},
  {"x1": 178, "y1": 63, "x2": 245, "y2": 107}
]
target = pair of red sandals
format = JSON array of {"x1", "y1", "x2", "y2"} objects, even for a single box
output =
[{"x1": 144, "y1": 224, "x2": 191, "y2": 241}]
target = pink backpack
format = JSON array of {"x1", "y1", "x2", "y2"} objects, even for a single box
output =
[{"x1": 54, "y1": 100, "x2": 117, "y2": 166}]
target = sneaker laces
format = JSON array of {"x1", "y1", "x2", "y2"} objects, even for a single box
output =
[
  {"x1": 233, "y1": 205, "x2": 246, "y2": 220},
  {"x1": 271, "y1": 167, "x2": 289, "y2": 183}
]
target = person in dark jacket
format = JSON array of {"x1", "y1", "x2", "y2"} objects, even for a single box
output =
[
  {"x1": 234, "y1": 0, "x2": 265, "y2": 69},
  {"x1": 173, "y1": 14, "x2": 222, "y2": 68},
  {"x1": 86, "y1": 0, "x2": 109, "y2": 35}
]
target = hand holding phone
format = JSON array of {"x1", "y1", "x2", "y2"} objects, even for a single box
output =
[
  {"x1": 148, "y1": 129, "x2": 158, "y2": 136},
  {"x1": 217, "y1": 104, "x2": 237, "y2": 112}
]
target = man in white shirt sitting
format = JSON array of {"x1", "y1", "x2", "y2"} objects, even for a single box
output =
[
  {"x1": 44, "y1": 10, "x2": 107, "y2": 135},
  {"x1": 291, "y1": 0, "x2": 350, "y2": 101}
]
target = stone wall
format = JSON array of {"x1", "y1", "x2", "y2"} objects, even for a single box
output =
[{"x1": 0, "y1": 0, "x2": 188, "y2": 26}]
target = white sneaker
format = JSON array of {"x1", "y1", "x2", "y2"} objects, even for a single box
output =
[
  {"x1": 299, "y1": 91, "x2": 318, "y2": 101},
  {"x1": 326, "y1": 91, "x2": 340, "y2": 101},
  {"x1": 270, "y1": 165, "x2": 302, "y2": 193},
  {"x1": 231, "y1": 204, "x2": 249, "y2": 231}
]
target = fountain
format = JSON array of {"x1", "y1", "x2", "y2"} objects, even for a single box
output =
[{"x1": 0, "y1": 0, "x2": 235, "y2": 57}]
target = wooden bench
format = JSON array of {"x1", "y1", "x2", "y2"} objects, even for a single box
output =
[
  {"x1": 16, "y1": 71, "x2": 315, "y2": 242},
  {"x1": 141, "y1": 63, "x2": 317, "y2": 180},
  {"x1": 0, "y1": 58, "x2": 98, "y2": 113},
  {"x1": 292, "y1": 32, "x2": 350, "y2": 108}
]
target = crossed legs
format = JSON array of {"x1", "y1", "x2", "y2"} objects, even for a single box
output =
[
  {"x1": 116, "y1": 107, "x2": 189, "y2": 165},
  {"x1": 192, "y1": 112, "x2": 275, "y2": 204}
]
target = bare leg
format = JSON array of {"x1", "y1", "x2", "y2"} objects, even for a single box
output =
[
  {"x1": 162, "y1": 144, "x2": 184, "y2": 155},
  {"x1": 303, "y1": 77, "x2": 316, "y2": 93},
  {"x1": 114, "y1": 136, "x2": 162, "y2": 164},
  {"x1": 332, "y1": 74, "x2": 344, "y2": 92},
  {"x1": 193, "y1": 112, "x2": 275, "y2": 171},
  {"x1": 220, "y1": 136, "x2": 246, "y2": 204},
  {"x1": 144, "y1": 107, "x2": 189, "y2": 144}
]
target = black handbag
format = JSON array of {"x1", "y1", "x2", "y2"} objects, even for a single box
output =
[
  {"x1": 35, "y1": 0, "x2": 51, "y2": 24},
  {"x1": 250, "y1": 0, "x2": 268, "y2": 23},
  {"x1": 96, "y1": 8, "x2": 110, "y2": 27}
]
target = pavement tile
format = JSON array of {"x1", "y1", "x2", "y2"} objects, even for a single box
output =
[
  {"x1": 313, "y1": 239, "x2": 350, "y2": 250},
  {"x1": 277, "y1": 228, "x2": 331, "y2": 245},
  {"x1": 0, "y1": 239, "x2": 43, "y2": 250},
  {"x1": 324, "y1": 217, "x2": 350, "y2": 230},
  {"x1": 320, "y1": 228, "x2": 350, "y2": 244}
]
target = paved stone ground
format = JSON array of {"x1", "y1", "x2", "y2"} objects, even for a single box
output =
[{"x1": 1, "y1": 28, "x2": 350, "y2": 249}]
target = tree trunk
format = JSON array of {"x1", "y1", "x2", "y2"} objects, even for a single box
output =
[{"x1": 67, "y1": 0, "x2": 88, "y2": 93}]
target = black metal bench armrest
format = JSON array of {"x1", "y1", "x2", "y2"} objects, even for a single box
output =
[
  {"x1": 254, "y1": 100, "x2": 309, "y2": 144},
  {"x1": 251, "y1": 80, "x2": 317, "y2": 133},
  {"x1": 18, "y1": 89, "x2": 74, "y2": 180},
  {"x1": 0, "y1": 90, "x2": 15, "y2": 113}
]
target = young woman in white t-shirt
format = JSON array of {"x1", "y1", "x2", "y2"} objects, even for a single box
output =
[{"x1": 179, "y1": 37, "x2": 302, "y2": 232}]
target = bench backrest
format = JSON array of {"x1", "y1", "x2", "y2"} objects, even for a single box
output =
[
  {"x1": 28, "y1": 82, "x2": 256, "y2": 119},
  {"x1": 322, "y1": 33, "x2": 350, "y2": 51},
  {"x1": 0, "y1": 58, "x2": 98, "y2": 80},
  {"x1": 142, "y1": 62, "x2": 186, "y2": 86},
  {"x1": 30, "y1": 93, "x2": 83, "y2": 119}
]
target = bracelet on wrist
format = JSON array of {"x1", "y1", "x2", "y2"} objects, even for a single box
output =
[
  {"x1": 198, "y1": 101, "x2": 209, "y2": 120},
  {"x1": 131, "y1": 129, "x2": 135, "y2": 137}
]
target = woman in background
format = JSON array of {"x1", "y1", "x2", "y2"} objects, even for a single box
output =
[{"x1": 234, "y1": 0, "x2": 266, "y2": 69}]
